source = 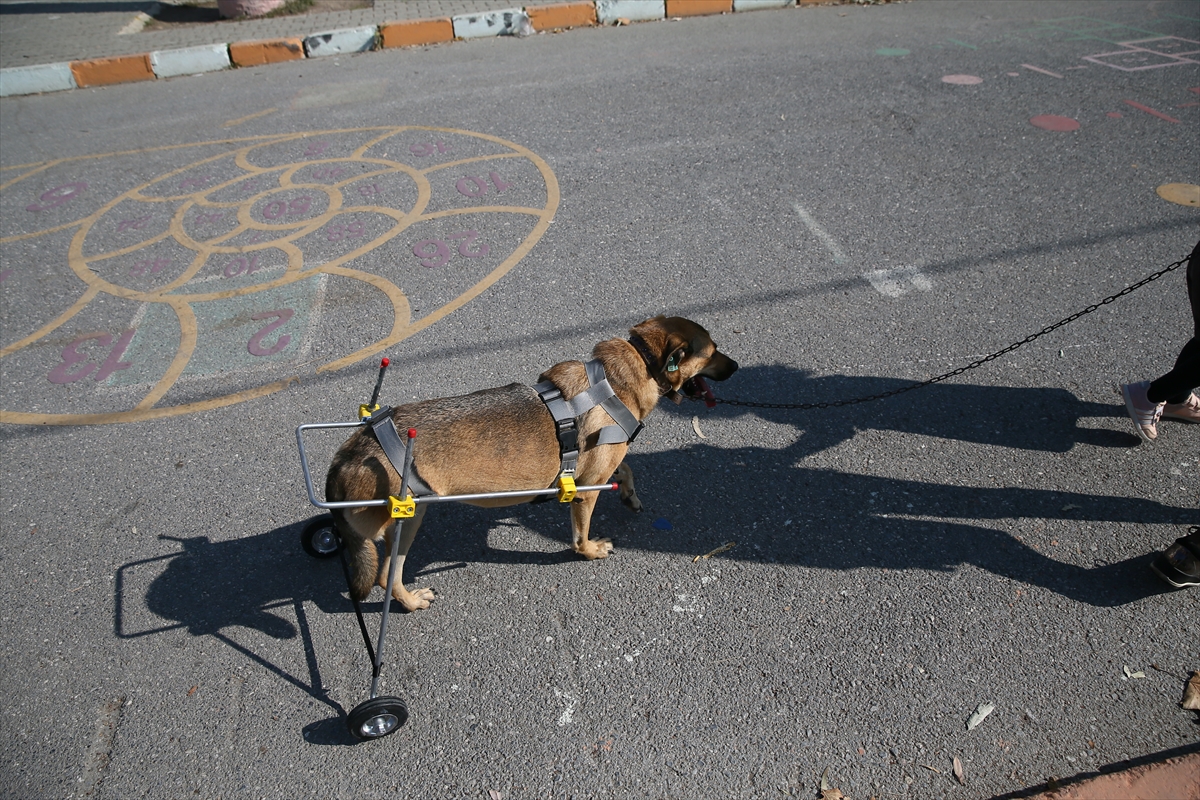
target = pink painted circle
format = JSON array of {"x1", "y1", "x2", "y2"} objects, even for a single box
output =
[
  {"x1": 942, "y1": 74, "x2": 983, "y2": 85},
  {"x1": 1030, "y1": 114, "x2": 1081, "y2": 132}
]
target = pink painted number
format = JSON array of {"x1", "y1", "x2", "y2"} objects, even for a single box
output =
[
  {"x1": 456, "y1": 172, "x2": 513, "y2": 198},
  {"x1": 247, "y1": 310, "x2": 293, "y2": 356},
  {"x1": 412, "y1": 230, "x2": 489, "y2": 268},
  {"x1": 48, "y1": 330, "x2": 135, "y2": 384},
  {"x1": 27, "y1": 182, "x2": 88, "y2": 212}
]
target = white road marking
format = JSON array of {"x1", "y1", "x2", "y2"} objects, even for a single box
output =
[
  {"x1": 792, "y1": 203, "x2": 847, "y2": 264},
  {"x1": 864, "y1": 265, "x2": 934, "y2": 297}
]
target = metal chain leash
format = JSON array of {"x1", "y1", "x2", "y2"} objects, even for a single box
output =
[{"x1": 697, "y1": 254, "x2": 1189, "y2": 412}]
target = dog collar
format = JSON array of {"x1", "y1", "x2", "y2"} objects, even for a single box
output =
[{"x1": 628, "y1": 334, "x2": 674, "y2": 397}]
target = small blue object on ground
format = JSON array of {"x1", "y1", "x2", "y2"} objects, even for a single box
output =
[{"x1": 653, "y1": 518, "x2": 672, "y2": 531}]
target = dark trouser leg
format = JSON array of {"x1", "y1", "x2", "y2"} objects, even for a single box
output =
[{"x1": 1147, "y1": 240, "x2": 1200, "y2": 405}]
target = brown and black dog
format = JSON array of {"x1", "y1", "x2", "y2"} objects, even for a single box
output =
[{"x1": 324, "y1": 315, "x2": 738, "y2": 611}]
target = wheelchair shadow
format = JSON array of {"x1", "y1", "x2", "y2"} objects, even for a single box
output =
[{"x1": 113, "y1": 526, "x2": 383, "y2": 745}]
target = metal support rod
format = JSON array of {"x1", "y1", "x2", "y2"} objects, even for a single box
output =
[
  {"x1": 368, "y1": 357, "x2": 390, "y2": 410},
  {"x1": 415, "y1": 485, "x2": 618, "y2": 504},
  {"x1": 369, "y1": 427, "x2": 416, "y2": 699},
  {"x1": 298, "y1": 422, "x2": 617, "y2": 509}
]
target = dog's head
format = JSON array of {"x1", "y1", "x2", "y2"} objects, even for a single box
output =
[{"x1": 629, "y1": 316, "x2": 738, "y2": 404}]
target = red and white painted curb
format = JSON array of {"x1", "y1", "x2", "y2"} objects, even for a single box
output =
[{"x1": 0, "y1": 0, "x2": 815, "y2": 98}]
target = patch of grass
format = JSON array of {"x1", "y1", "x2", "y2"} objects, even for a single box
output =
[{"x1": 262, "y1": 0, "x2": 315, "y2": 18}]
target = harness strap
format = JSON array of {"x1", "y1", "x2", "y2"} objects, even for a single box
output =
[
  {"x1": 368, "y1": 408, "x2": 433, "y2": 497},
  {"x1": 535, "y1": 359, "x2": 643, "y2": 478}
]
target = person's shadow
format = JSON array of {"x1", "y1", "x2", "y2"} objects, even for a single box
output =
[
  {"x1": 398, "y1": 365, "x2": 1191, "y2": 607},
  {"x1": 671, "y1": 363, "x2": 1135, "y2": 458}
]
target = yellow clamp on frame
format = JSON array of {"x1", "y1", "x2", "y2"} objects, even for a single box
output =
[
  {"x1": 556, "y1": 473, "x2": 577, "y2": 503},
  {"x1": 358, "y1": 404, "x2": 380, "y2": 420},
  {"x1": 389, "y1": 494, "x2": 416, "y2": 519}
]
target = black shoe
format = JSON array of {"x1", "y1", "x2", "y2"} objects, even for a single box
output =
[{"x1": 1151, "y1": 526, "x2": 1200, "y2": 589}]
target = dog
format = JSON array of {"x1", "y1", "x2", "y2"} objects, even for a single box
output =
[{"x1": 324, "y1": 315, "x2": 738, "y2": 611}]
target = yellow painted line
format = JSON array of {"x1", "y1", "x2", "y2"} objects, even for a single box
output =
[
  {"x1": 419, "y1": 205, "x2": 554, "y2": 220},
  {"x1": 0, "y1": 376, "x2": 299, "y2": 426},
  {"x1": 0, "y1": 160, "x2": 60, "y2": 192},
  {"x1": 133, "y1": 298, "x2": 196, "y2": 411},
  {"x1": 420, "y1": 152, "x2": 522, "y2": 175},
  {"x1": 222, "y1": 108, "x2": 277, "y2": 128},
  {"x1": 314, "y1": 265, "x2": 413, "y2": 373},
  {"x1": 0, "y1": 285, "x2": 100, "y2": 359}
]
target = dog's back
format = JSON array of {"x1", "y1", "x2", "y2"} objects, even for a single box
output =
[{"x1": 326, "y1": 383, "x2": 561, "y2": 504}]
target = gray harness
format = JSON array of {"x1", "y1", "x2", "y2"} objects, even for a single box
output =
[
  {"x1": 366, "y1": 410, "x2": 433, "y2": 498},
  {"x1": 534, "y1": 359, "x2": 643, "y2": 478},
  {"x1": 365, "y1": 359, "x2": 641, "y2": 498}
]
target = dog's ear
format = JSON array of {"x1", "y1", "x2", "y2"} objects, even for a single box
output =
[{"x1": 663, "y1": 337, "x2": 689, "y2": 375}]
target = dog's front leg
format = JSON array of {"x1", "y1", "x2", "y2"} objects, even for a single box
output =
[
  {"x1": 613, "y1": 461, "x2": 642, "y2": 512},
  {"x1": 378, "y1": 504, "x2": 436, "y2": 611},
  {"x1": 570, "y1": 492, "x2": 614, "y2": 560}
]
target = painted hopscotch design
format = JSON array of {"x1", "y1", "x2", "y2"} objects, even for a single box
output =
[{"x1": 0, "y1": 126, "x2": 558, "y2": 425}]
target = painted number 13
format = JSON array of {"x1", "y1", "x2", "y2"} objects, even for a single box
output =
[{"x1": 48, "y1": 330, "x2": 134, "y2": 384}]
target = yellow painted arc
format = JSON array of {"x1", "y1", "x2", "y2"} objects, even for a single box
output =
[
  {"x1": 0, "y1": 376, "x2": 300, "y2": 426},
  {"x1": 0, "y1": 284, "x2": 100, "y2": 359},
  {"x1": 134, "y1": 299, "x2": 198, "y2": 411},
  {"x1": 82, "y1": 229, "x2": 175, "y2": 263},
  {"x1": 315, "y1": 266, "x2": 413, "y2": 373}
]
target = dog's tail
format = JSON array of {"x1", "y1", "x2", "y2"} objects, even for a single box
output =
[{"x1": 326, "y1": 461, "x2": 381, "y2": 602}]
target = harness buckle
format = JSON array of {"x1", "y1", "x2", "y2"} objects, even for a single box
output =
[
  {"x1": 556, "y1": 473, "x2": 577, "y2": 503},
  {"x1": 389, "y1": 494, "x2": 416, "y2": 519}
]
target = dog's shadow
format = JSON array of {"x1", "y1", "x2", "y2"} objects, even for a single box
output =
[{"x1": 404, "y1": 366, "x2": 1192, "y2": 608}]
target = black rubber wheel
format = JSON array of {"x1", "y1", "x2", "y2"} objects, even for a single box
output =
[
  {"x1": 301, "y1": 515, "x2": 340, "y2": 559},
  {"x1": 347, "y1": 696, "x2": 408, "y2": 740}
]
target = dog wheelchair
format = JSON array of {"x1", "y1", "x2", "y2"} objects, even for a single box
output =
[{"x1": 295, "y1": 358, "x2": 618, "y2": 741}]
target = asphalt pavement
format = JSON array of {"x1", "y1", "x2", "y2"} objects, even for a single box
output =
[{"x1": 1, "y1": 1, "x2": 1198, "y2": 798}]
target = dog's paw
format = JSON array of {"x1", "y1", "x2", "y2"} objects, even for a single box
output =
[
  {"x1": 394, "y1": 586, "x2": 435, "y2": 611},
  {"x1": 619, "y1": 490, "x2": 643, "y2": 513},
  {"x1": 575, "y1": 538, "x2": 614, "y2": 560}
]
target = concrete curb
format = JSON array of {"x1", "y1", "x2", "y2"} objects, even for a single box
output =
[{"x1": 0, "y1": 0, "x2": 815, "y2": 98}]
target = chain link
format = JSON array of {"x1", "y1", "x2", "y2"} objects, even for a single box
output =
[{"x1": 698, "y1": 255, "x2": 1188, "y2": 412}]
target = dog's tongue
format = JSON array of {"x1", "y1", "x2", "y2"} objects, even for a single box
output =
[{"x1": 695, "y1": 376, "x2": 716, "y2": 408}]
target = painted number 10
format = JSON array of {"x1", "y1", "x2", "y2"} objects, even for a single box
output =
[{"x1": 456, "y1": 172, "x2": 512, "y2": 198}]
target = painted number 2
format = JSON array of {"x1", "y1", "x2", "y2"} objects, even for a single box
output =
[
  {"x1": 48, "y1": 330, "x2": 134, "y2": 384},
  {"x1": 412, "y1": 230, "x2": 490, "y2": 268},
  {"x1": 247, "y1": 310, "x2": 293, "y2": 356}
]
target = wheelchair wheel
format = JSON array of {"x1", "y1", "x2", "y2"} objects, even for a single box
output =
[
  {"x1": 347, "y1": 696, "x2": 408, "y2": 740},
  {"x1": 301, "y1": 515, "x2": 339, "y2": 559}
]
